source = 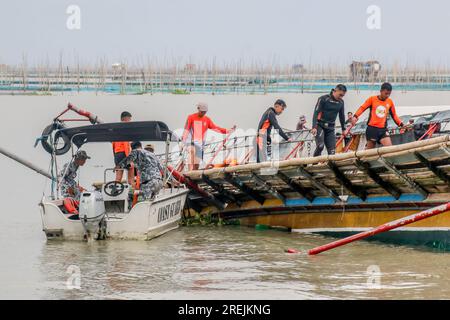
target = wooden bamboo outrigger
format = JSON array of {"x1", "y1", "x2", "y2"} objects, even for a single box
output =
[{"x1": 354, "y1": 159, "x2": 402, "y2": 199}]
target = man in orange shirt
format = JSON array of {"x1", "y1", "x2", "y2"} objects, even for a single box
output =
[
  {"x1": 351, "y1": 83, "x2": 404, "y2": 149},
  {"x1": 113, "y1": 111, "x2": 135, "y2": 185},
  {"x1": 182, "y1": 102, "x2": 235, "y2": 170}
]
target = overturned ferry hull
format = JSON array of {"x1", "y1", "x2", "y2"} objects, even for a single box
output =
[{"x1": 184, "y1": 135, "x2": 450, "y2": 249}]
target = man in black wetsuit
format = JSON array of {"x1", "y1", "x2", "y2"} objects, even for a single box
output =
[
  {"x1": 311, "y1": 84, "x2": 347, "y2": 156},
  {"x1": 256, "y1": 99, "x2": 291, "y2": 163}
]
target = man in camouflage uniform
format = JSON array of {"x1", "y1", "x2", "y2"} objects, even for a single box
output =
[
  {"x1": 119, "y1": 141, "x2": 164, "y2": 200},
  {"x1": 59, "y1": 150, "x2": 90, "y2": 200}
]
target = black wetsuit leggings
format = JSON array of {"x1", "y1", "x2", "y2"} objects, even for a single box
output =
[
  {"x1": 313, "y1": 125, "x2": 336, "y2": 157},
  {"x1": 256, "y1": 135, "x2": 271, "y2": 163}
]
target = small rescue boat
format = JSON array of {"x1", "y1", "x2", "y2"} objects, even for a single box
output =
[{"x1": 37, "y1": 105, "x2": 189, "y2": 241}]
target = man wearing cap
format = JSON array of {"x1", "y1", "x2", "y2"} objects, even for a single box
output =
[
  {"x1": 59, "y1": 150, "x2": 90, "y2": 200},
  {"x1": 256, "y1": 99, "x2": 291, "y2": 163},
  {"x1": 181, "y1": 102, "x2": 236, "y2": 170},
  {"x1": 119, "y1": 141, "x2": 164, "y2": 200},
  {"x1": 144, "y1": 144, "x2": 155, "y2": 153},
  {"x1": 113, "y1": 111, "x2": 134, "y2": 186},
  {"x1": 296, "y1": 115, "x2": 309, "y2": 131},
  {"x1": 344, "y1": 111, "x2": 353, "y2": 147}
]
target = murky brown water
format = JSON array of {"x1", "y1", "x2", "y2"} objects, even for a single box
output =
[{"x1": 2, "y1": 222, "x2": 450, "y2": 300}]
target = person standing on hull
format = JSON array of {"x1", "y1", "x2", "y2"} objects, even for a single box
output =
[
  {"x1": 113, "y1": 111, "x2": 135, "y2": 187},
  {"x1": 59, "y1": 150, "x2": 90, "y2": 200},
  {"x1": 296, "y1": 115, "x2": 309, "y2": 131},
  {"x1": 311, "y1": 84, "x2": 347, "y2": 157},
  {"x1": 256, "y1": 99, "x2": 291, "y2": 163},
  {"x1": 181, "y1": 102, "x2": 235, "y2": 171},
  {"x1": 344, "y1": 112, "x2": 353, "y2": 147},
  {"x1": 119, "y1": 141, "x2": 164, "y2": 201},
  {"x1": 351, "y1": 82, "x2": 404, "y2": 149}
]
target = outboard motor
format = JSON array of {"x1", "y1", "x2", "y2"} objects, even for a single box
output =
[{"x1": 79, "y1": 191, "x2": 107, "y2": 240}]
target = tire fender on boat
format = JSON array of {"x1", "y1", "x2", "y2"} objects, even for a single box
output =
[{"x1": 41, "y1": 122, "x2": 71, "y2": 155}]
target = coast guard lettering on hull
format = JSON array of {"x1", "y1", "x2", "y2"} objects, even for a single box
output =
[{"x1": 157, "y1": 199, "x2": 182, "y2": 223}]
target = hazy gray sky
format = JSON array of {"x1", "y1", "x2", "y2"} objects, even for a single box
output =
[{"x1": 1, "y1": 0, "x2": 449, "y2": 66}]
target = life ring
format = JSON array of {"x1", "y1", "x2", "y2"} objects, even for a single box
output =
[{"x1": 41, "y1": 122, "x2": 72, "y2": 155}]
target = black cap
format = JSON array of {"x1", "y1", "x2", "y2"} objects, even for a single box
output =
[
  {"x1": 144, "y1": 144, "x2": 155, "y2": 152},
  {"x1": 335, "y1": 84, "x2": 347, "y2": 92},
  {"x1": 121, "y1": 111, "x2": 132, "y2": 119},
  {"x1": 131, "y1": 141, "x2": 142, "y2": 150},
  {"x1": 381, "y1": 82, "x2": 392, "y2": 91},
  {"x1": 274, "y1": 99, "x2": 287, "y2": 108}
]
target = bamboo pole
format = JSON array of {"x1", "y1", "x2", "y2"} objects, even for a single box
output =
[{"x1": 0, "y1": 146, "x2": 53, "y2": 180}]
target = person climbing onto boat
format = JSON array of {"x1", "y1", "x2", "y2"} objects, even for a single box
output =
[
  {"x1": 59, "y1": 150, "x2": 90, "y2": 200},
  {"x1": 351, "y1": 82, "x2": 404, "y2": 149},
  {"x1": 113, "y1": 111, "x2": 135, "y2": 186},
  {"x1": 296, "y1": 115, "x2": 308, "y2": 131},
  {"x1": 256, "y1": 99, "x2": 292, "y2": 163},
  {"x1": 181, "y1": 102, "x2": 236, "y2": 170},
  {"x1": 311, "y1": 84, "x2": 347, "y2": 156},
  {"x1": 119, "y1": 141, "x2": 164, "y2": 200},
  {"x1": 344, "y1": 112, "x2": 353, "y2": 147}
]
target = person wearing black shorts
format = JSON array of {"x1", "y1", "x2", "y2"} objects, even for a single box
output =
[
  {"x1": 351, "y1": 83, "x2": 404, "y2": 149},
  {"x1": 114, "y1": 151, "x2": 130, "y2": 168},
  {"x1": 365, "y1": 125, "x2": 389, "y2": 144}
]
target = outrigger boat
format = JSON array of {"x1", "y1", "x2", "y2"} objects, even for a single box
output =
[
  {"x1": 173, "y1": 109, "x2": 450, "y2": 249},
  {"x1": 37, "y1": 104, "x2": 189, "y2": 241}
]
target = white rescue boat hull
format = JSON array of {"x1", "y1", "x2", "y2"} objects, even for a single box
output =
[{"x1": 39, "y1": 188, "x2": 189, "y2": 241}]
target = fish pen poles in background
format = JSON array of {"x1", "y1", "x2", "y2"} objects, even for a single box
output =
[{"x1": 2, "y1": 57, "x2": 450, "y2": 94}]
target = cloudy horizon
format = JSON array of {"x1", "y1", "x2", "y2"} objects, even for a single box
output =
[{"x1": 1, "y1": 0, "x2": 449, "y2": 68}]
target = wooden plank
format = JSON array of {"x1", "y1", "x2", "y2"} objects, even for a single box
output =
[
  {"x1": 252, "y1": 172, "x2": 286, "y2": 203},
  {"x1": 276, "y1": 172, "x2": 315, "y2": 202},
  {"x1": 297, "y1": 166, "x2": 341, "y2": 202},
  {"x1": 355, "y1": 160, "x2": 402, "y2": 199},
  {"x1": 224, "y1": 173, "x2": 266, "y2": 204},
  {"x1": 201, "y1": 174, "x2": 242, "y2": 206},
  {"x1": 328, "y1": 161, "x2": 367, "y2": 200},
  {"x1": 414, "y1": 152, "x2": 450, "y2": 186},
  {"x1": 377, "y1": 157, "x2": 428, "y2": 198}
]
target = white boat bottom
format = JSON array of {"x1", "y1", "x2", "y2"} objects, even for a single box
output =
[{"x1": 39, "y1": 187, "x2": 189, "y2": 241}]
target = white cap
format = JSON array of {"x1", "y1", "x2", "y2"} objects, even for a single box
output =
[{"x1": 197, "y1": 102, "x2": 209, "y2": 112}]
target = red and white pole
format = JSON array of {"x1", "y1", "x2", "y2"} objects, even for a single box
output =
[
  {"x1": 167, "y1": 165, "x2": 208, "y2": 197},
  {"x1": 335, "y1": 124, "x2": 354, "y2": 148},
  {"x1": 287, "y1": 202, "x2": 450, "y2": 255},
  {"x1": 67, "y1": 103, "x2": 103, "y2": 124}
]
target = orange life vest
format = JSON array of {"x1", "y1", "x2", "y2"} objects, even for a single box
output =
[
  {"x1": 63, "y1": 198, "x2": 79, "y2": 214},
  {"x1": 112, "y1": 141, "x2": 131, "y2": 155}
]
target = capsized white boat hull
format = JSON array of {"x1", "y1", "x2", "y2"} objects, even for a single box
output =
[{"x1": 39, "y1": 188, "x2": 189, "y2": 241}]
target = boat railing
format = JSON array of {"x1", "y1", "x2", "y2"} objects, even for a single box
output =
[
  {"x1": 157, "y1": 111, "x2": 450, "y2": 172},
  {"x1": 158, "y1": 129, "x2": 319, "y2": 171}
]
